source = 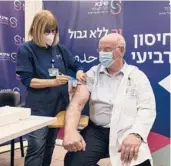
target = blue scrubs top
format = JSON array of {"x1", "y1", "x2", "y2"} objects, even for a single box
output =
[{"x1": 16, "y1": 41, "x2": 83, "y2": 117}]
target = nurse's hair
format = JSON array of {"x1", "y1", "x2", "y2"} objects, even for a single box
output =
[{"x1": 28, "y1": 10, "x2": 59, "y2": 47}]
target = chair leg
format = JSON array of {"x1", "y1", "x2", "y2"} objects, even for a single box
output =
[
  {"x1": 10, "y1": 139, "x2": 15, "y2": 166},
  {"x1": 19, "y1": 136, "x2": 25, "y2": 157}
]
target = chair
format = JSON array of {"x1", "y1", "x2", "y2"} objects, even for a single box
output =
[
  {"x1": 48, "y1": 110, "x2": 89, "y2": 129},
  {"x1": 0, "y1": 91, "x2": 25, "y2": 166},
  {"x1": 49, "y1": 86, "x2": 89, "y2": 129}
]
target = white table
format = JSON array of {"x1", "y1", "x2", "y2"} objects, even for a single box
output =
[
  {"x1": 0, "y1": 116, "x2": 56, "y2": 144},
  {"x1": 0, "y1": 116, "x2": 56, "y2": 166}
]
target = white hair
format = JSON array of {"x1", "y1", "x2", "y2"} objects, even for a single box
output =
[{"x1": 117, "y1": 35, "x2": 126, "y2": 53}]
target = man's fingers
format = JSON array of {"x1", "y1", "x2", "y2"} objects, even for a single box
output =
[
  {"x1": 64, "y1": 144, "x2": 72, "y2": 151},
  {"x1": 75, "y1": 141, "x2": 83, "y2": 151},
  {"x1": 81, "y1": 137, "x2": 86, "y2": 151},
  {"x1": 120, "y1": 144, "x2": 126, "y2": 161},
  {"x1": 123, "y1": 146, "x2": 131, "y2": 163},
  {"x1": 133, "y1": 146, "x2": 139, "y2": 160},
  {"x1": 64, "y1": 142, "x2": 78, "y2": 152},
  {"x1": 70, "y1": 144, "x2": 78, "y2": 152},
  {"x1": 128, "y1": 146, "x2": 135, "y2": 163}
]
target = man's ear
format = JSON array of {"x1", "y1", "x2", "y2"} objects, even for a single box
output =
[{"x1": 120, "y1": 46, "x2": 125, "y2": 53}]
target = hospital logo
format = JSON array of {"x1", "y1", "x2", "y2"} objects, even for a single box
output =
[
  {"x1": 0, "y1": 15, "x2": 18, "y2": 28},
  {"x1": 14, "y1": 0, "x2": 25, "y2": 11},
  {"x1": 159, "y1": 6, "x2": 170, "y2": 16},
  {"x1": 10, "y1": 17, "x2": 18, "y2": 28},
  {"x1": 88, "y1": 0, "x2": 122, "y2": 15},
  {"x1": 13, "y1": 87, "x2": 20, "y2": 92},
  {"x1": 0, "y1": 87, "x2": 20, "y2": 92},
  {"x1": 110, "y1": 0, "x2": 122, "y2": 15},
  {"x1": 0, "y1": 52, "x2": 17, "y2": 63},
  {"x1": 14, "y1": 35, "x2": 25, "y2": 46},
  {"x1": 16, "y1": 74, "x2": 21, "y2": 80}
]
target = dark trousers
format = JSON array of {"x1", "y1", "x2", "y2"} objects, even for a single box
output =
[
  {"x1": 24, "y1": 127, "x2": 58, "y2": 166},
  {"x1": 64, "y1": 121, "x2": 151, "y2": 166}
]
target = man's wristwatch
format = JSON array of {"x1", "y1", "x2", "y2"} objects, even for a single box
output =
[{"x1": 131, "y1": 133, "x2": 143, "y2": 140}]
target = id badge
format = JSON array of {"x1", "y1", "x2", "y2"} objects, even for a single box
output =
[{"x1": 48, "y1": 68, "x2": 59, "y2": 76}]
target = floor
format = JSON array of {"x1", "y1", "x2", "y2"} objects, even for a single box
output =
[{"x1": 0, "y1": 145, "x2": 112, "y2": 166}]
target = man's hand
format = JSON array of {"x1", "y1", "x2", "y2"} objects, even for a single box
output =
[
  {"x1": 63, "y1": 130, "x2": 86, "y2": 152},
  {"x1": 76, "y1": 70, "x2": 86, "y2": 83},
  {"x1": 119, "y1": 134, "x2": 142, "y2": 163}
]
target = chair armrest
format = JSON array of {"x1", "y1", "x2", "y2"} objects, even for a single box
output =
[{"x1": 48, "y1": 111, "x2": 89, "y2": 128}]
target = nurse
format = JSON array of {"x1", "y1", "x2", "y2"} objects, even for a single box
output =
[{"x1": 16, "y1": 10, "x2": 86, "y2": 166}]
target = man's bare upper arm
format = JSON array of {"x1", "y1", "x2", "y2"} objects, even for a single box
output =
[{"x1": 71, "y1": 84, "x2": 90, "y2": 110}]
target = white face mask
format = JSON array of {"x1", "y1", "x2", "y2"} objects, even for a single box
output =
[{"x1": 43, "y1": 33, "x2": 55, "y2": 46}]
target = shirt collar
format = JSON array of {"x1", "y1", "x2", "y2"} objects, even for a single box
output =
[{"x1": 99, "y1": 60, "x2": 128, "y2": 76}]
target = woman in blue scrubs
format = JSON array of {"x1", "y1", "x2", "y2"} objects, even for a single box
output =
[{"x1": 16, "y1": 10, "x2": 86, "y2": 166}]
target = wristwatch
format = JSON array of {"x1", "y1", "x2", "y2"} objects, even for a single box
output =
[{"x1": 131, "y1": 133, "x2": 143, "y2": 140}]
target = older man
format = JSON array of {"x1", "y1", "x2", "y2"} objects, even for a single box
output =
[{"x1": 63, "y1": 33, "x2": 156, "y2": 166}]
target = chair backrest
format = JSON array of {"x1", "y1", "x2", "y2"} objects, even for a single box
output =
[{"x1": 0, "y1": 91, "x2": 20, "y2": 107}]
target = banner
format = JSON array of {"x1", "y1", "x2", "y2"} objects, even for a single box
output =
[
  {"x1": 0, "y1": 0, "x2": 26, "y2": 102},
  {"x1": 44, "y1": 1, "x2": 170, "y2": 165},
  {"x1": 123, "y1": 2, "x2": 170, "y2": 164}
]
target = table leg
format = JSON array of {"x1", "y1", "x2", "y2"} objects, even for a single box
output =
[{"x1": 10, "y1": 139, "x2": 14, "y2": 166}]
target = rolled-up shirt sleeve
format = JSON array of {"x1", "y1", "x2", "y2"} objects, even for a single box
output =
[
  {"x1": 16, "y1": 46, "x2": 33, "y2": 73},
  {"x1": 18, "y1": 72, "x2": 33, "y2": 88},
  {"x1": 85, "y1": 66, "x2": 97, "y2": 92},
  {"x1": 16, "y1": 46, "x2": 34, "y2": 87}
]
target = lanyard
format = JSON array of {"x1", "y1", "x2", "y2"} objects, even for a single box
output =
[
  {"x1": 51, "y1": 59, "x2": 55, "y2": 69},
  {"x1": 51, "y1": 47, "x2": 65, "y2": 68}
]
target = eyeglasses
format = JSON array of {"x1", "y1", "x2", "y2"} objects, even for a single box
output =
[
  {"x1": 97, "y1": 46, "x2": 121, "y2": 53},
  {"x1": 44, "y1": 28, "x2": 58, "y2": 35},
  {"x1": 97, "y1": 47, "x2": 115, "y2": 53}
]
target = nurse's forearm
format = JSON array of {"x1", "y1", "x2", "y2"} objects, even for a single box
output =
[{"x1": 30, "y1": 78, "x2": 57, "y2": 88}]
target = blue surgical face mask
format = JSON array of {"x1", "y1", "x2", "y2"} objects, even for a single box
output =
[{"x1": 99, "y1": 52, "x2": 114, "y2": 68}]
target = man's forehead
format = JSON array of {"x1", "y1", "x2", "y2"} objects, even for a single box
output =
[
  {"x1": 99, "y1": 39, "x2": 116, "y2": 47},
  {"x1": 99, "y1": 33, "x2": 124, "y2": 45}
]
